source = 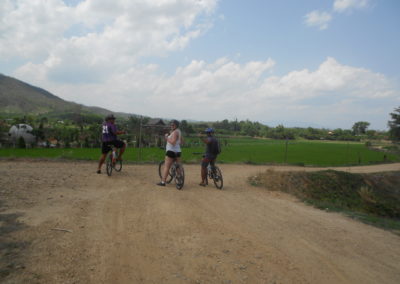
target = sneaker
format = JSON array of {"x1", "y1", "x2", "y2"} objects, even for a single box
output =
[
  {"x1": 96, "y1": 170, "x2": 101, "y2": 174},
  {"x1": 157, "y1": 182, "x2": 166, "y2": 186},
  {"x1": 199, "y1": 182, "x2": 206, "y2": 187}
]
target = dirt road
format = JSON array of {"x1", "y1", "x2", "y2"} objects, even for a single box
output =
[{"x1": 1, "y1": 160, "x2": 400, "y2": 283}]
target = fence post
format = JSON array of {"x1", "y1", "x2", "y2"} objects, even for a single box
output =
[
  {"x1": 138, "y1": 116, "x2": 143, "y2": 161},
  {"x1": 284, "y1": 137, "x2": 288, "y2": 163}
]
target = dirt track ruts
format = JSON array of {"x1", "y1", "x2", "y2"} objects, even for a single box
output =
[{"x1": 1, "y1": 160, "x2": 400, "y2": 283}]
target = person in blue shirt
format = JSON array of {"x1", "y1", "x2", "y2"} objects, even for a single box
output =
[
  {"x1": 199, "y1": 128, "x2": 220, "y2": 186},
  {"x1": 96, "y1": 114, "x2": 126, "y2": 174}
]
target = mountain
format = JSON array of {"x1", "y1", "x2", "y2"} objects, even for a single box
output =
[{"x1": 0, "y1": 74, "x2": 134, "y2": 118}]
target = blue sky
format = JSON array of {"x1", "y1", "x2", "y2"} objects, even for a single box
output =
[{"x1": 1, "y1": 0, "x2": 399, "y2": 130}]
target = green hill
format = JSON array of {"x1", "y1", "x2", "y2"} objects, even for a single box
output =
[{"x1": 0, "y1": 74, "x2": 133, "y2": 118}]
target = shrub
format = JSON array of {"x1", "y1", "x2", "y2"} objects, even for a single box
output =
[{"x1": 18, "y1": 137, "x2": 26, "y2": 148}]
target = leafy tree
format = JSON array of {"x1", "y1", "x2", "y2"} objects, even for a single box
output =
[
  {"x1": 194, "y1": 123, "x2": 210, "y2": 133},
  {"x1": 33, "y1": 121, "x2": 46, "y2": 140},
  {"x1": 266, "y1": 125, "x2": 294, "y2": 140},
  {"x1": 352, "y1": 121, "x2": 370, "y2": 135},
  {"x1": 302, "y1": 127, "x2": 324, "y2": 140},
  {"x1": 180, "y1": 120, "x2": 194, "y2": 134},
  {"x1": 214, "y1": 119, "x2": 232, "y2": 131},
  {"x1": 239, "y1": 120, "x2": 262, "y2": 137},
  {"x1": 18, "y1": 136, "x2": 26, "y2": 148},
  {"x1": 366, "y1": 130, "x2": 376, "y2": 139},
  {"x1": 388, "y1": 107, "x2": 400, "y2": 141},
  {"x1": 127, "y1": 116, "x2": 141, "y2": 132},
  {"x1": 38, "y1": 116, "x2": 48, "y2": 128}
]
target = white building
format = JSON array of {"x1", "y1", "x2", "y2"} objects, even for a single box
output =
[{"x1": 8, "y1": 124, "x2": 36, "y2": 146}]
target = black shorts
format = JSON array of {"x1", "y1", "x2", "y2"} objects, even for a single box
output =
[
  {"x1": 102, "y1": 140, "x2": 125, "y2": 154},
  {"x1": 201, "y1": 157, "x2": 215, "y2": 168},
  {"x1": 166, "y1": 151, "x2": 181, "y2": 159}
]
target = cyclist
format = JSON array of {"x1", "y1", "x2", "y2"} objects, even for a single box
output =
[
  {"x1": 199, "y1": 128, "x2": 220, "y2": 186},
  {"x1": 96, "y1": 114, "x2": 126, "y2": 174},
  {"x1": 157, "y1": 119, "x2": 183, "y2": 186}
]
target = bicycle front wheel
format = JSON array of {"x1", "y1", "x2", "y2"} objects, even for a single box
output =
[
  {"x1": 158, "y1": 160, "x2": 174, "y2": 184},
  {"x1": 212, "y1": 166, "x2": 223, "y2": 189},
  {"x1": 175, "y1": 164, "x2": 185, "y2": 190},
  {"x1": 106, "y1": 155, "x2": 113, "y2": 176}
]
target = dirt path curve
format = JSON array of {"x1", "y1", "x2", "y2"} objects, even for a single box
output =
[{"x1": 1, "y1": 161, "x2": 400, "y2": 283}]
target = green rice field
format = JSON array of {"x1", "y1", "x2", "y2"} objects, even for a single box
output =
[{"x1": 1, "y1": 138, "x2": 397, "y2": 167}]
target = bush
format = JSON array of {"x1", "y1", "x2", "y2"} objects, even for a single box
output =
[
  {"x1": 18, "y1": 137, "x2": 26, "y2": 148},
  {"x1": 250, "y1": 170, "x2": 400, "y2": 219}
]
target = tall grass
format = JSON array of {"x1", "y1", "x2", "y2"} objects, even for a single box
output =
[{"x1": 249, "y1": 169, "x2": 400, "y2": 233}]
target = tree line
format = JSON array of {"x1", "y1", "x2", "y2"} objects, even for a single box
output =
[{"x1": 1, "y1": 106, "x2": 400, "y2": 148}]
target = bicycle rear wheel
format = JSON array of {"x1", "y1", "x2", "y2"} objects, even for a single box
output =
[
  {"x1": 175, "y1": 164, "x2": 185, "y2": 190},
  {"x1": 212, "y1": 166, "x2": 223, "y2": 189},
  {"x1": 205, "y1": 166, "x2": 213, "y2": 185},
  {"x1": 114, "y1": 160, "x2": 122, "y2": 172},
  {"x1": 106, "y1": 154, "x2": 113, "y2": 176},
  {"x1": 158, "y1": 160, "x2": 174, "y2": 184}
]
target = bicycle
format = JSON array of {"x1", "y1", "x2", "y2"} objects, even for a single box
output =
[
  {"x1": 106, "y1": 148, "x2": 122, "y2": 176},
  {"x1": 193, "y1": 153, "x2": 223, "y2": 189},
  {"x1": 158, "y1": 159, "x2": 185, "y2": 190},
  {"x1": 205, "y1": 162, "x2": 223, "y2": 189}
]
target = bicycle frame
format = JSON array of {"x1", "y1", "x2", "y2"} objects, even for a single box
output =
[
  {"x1": 106, "y1": 148, "x2": 122, "y2": 176},
  {"x1": 158, "y1": 157, "x2": 184, "y2": 189},
  {"x1": 207, "y1": 164, "x2": 216, "y2": 178}
]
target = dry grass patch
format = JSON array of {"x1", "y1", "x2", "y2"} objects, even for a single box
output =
[{"x1": 249, "y1": 169, "x2": 400, "y2": 233}]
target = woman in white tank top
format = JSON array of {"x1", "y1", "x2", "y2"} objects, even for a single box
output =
[
  {"x1": 166, "y1": 128, "x2": 181, "y2": 153},
  {"x1": 157, "y1": 120, "x2": 184, "y2": 186}
]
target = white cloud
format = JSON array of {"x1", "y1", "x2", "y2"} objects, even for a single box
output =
[
  {"x1": 0, "y1": 0, "x2": 73, "y2": 59},
  {"x1": 14, "y1": 56, "x2": 395, "y2": 129},
  {"x1": 1, "y1": 0, "x2": 218, "y2": 83},
  {"x1": 304, "y1": 10, "x2": 332, "y2": 30},
  {"x1": 333, "y1": 0, "x2": 370, "y2": 13},
  {"x1": 304, "y1": 0, "x2": 371, "y2": 30},
  {"x1": 257, "y1": 57, "x2": 394, "y2": 100},
  {"x1": 2, "y1": 0, "x2": 396, "y2": 130}
]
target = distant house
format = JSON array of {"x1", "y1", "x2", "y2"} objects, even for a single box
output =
[
  {"x1": 47, "y1": 138, "x2": 59, "y2": 148},
  {"x1": 8, "y1": 124, "x2": 36, "y2": 146},
  {"x1": 146, "y1": 118, "x2": 166, "y2": 127},
  {"x1": 145, "y1": 118, "x2": 168, "y2": 132},
  {"x1": 143, "y1": 118, "x2": 168, "y2": 147}
]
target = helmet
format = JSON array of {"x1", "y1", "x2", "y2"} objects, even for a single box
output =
[
  {"x1": 105, "y1": 114, "x2": 116, "y2": 121},
  {"x1": 205, "y1": 127, "x2": 214, "y2": 133},
  {"x1": 170, "y1": 119, "x2": 180, "y2": 128}
]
